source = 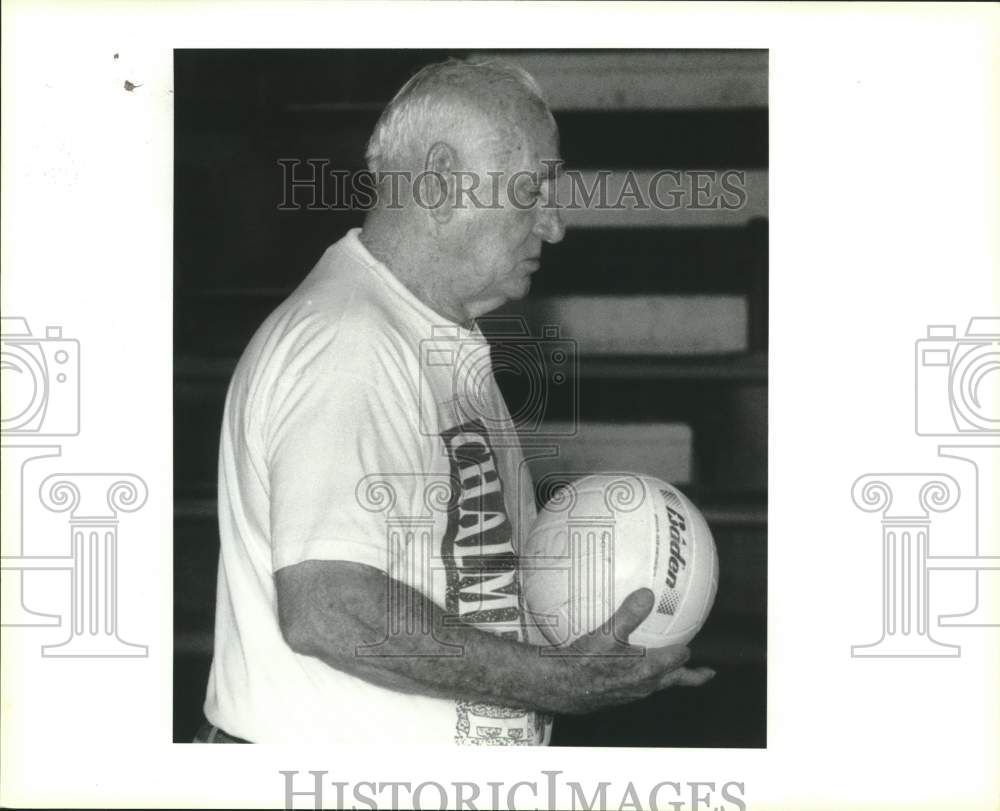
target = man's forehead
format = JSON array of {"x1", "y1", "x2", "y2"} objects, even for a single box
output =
[
  {"x1": 448, "y1": 89, "x2": 560, "y2": 175},
  {"x1": 494, "y1": 118, "x2": 561, "y2": 173}
]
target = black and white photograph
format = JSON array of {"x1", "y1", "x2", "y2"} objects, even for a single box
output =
[
  {"x1": 172, "y1": 48, "x2": 768, "y2": 750},
  {"x1": 2, "y1": 3, "x2": 997, "y2": 809}
]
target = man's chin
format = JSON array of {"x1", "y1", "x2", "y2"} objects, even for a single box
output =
[
  {"x1": 507, "y1": 276, "x2": 532, "y2": 300},
  {"x1": 471, "y1": 279, "x2": 532, "y2": 319}
]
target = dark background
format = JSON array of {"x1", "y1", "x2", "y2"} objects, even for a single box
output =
[{"x1": 174, "y1": 49, "x2": 767, "y2": 746}]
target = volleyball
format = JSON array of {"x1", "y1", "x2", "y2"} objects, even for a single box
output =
[{"x1": 522, "y1": 474, "x2": 719, "y2": 648}]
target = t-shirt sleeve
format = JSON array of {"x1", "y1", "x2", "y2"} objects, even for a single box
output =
[{"x1": 264, "y1": 361, "x2": 431, "y2": 574}]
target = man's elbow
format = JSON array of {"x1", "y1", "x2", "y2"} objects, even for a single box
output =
[
  {"x1": 276, "y1": 584, "x2": 360, "y2": 668},
  {"x1": 274, "y1": 560, "x2": 383, "y2": 668},
  {"x1": 277, "y1": 600, "x2": 322, "y2": 657}
]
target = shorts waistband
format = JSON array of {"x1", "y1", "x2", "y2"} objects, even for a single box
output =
[{"x1": 193, "y1": 720, "x2": 251, "y2": 744}]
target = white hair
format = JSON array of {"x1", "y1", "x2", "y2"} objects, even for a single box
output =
[{"x1": 365, "y1": 58, "x2": 549, "y2": 174}]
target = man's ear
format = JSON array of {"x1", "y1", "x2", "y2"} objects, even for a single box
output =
[{"x1": 421, "y1": 141, "x2": 457, "y2": 224}]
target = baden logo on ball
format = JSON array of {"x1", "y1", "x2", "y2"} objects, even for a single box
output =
[{"x1": 521, "y1": 473, "x2": 719, "y2": 651}]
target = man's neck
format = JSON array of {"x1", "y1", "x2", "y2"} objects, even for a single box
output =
[{"x1": 359, "y1": 217, "x2": 473, "y2": 327}]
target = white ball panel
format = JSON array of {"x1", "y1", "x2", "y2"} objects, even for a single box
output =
[{"x1": 523, "y1": 473, "x2": 719, "y2": 650}]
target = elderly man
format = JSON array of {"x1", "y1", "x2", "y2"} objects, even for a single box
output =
[{"x1": 197, "y1": 58, "x2": 713, "y2": 745}]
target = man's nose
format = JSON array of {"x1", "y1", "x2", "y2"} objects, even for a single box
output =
[{"x1": 533, "y1": 204, "x2": 565, "y2": 244}]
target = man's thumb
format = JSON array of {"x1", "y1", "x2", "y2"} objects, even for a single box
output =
[{"x1": 607, "y1": 588, "x2": 655, "y2": 641}]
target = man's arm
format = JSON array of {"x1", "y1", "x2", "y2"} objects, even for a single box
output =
[{"x1": 276, "y1": 559, "x2": 714, "y2": 716}]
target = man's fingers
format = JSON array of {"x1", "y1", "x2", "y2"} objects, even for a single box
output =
[
  {"x1": 660, "y1": 666, "x2": 716, "y2": 689},
  {"x1": 604, "y1": 588, "x2": 655, "y2": 642},
  {"x1": 647, "y1": 644, "x2": 691, "y2": 672}
]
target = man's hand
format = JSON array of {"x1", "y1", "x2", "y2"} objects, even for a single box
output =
[
  {"x1": 276, "y1": 560, "x2": 714, "y2": 716},
  {"x1": 550, "y1": 588, "x2": 715, "y2": 715}
]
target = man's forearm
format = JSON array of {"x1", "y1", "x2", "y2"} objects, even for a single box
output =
[
  {"x1": 278, "y1": 560, "x2": 711, "y2": 716},
  {"x1": 345, "y1": 607, "x2": 569, "y2": 710},
  {"x1": 279, "y1": 561, "x2": 574, "y2": 712}
]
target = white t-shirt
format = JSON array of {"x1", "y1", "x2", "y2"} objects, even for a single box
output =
[{"x1": 203, "y1": 228, "x2": 552, "y2": 745}]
